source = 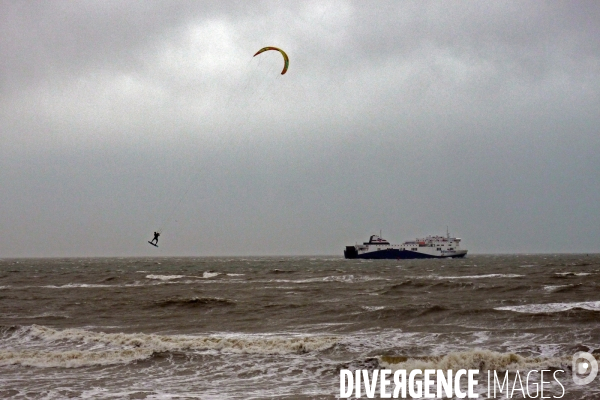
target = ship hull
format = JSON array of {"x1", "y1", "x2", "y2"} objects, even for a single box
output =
[{"x1": 344, "y1": 246, "x2": 467, "y2": 260}]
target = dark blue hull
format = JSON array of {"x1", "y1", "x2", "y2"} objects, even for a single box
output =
[{"x1": 344, "y1": 247, "x2": 467, "y2": 259}]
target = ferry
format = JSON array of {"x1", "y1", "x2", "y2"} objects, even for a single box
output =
[{"x1": 344, "y1": 231, "x2": 467, "y2": 259}]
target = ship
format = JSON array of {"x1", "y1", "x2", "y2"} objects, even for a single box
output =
[{"x1": 344, "y1": 230, "x2": 467, "y2": 259}]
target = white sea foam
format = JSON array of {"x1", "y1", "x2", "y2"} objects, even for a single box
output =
[
  {"x1": 145, "y1": 275, "x2": 185, "y2": 281},
  {"x1": 0, "y1": 348, "x2": 153, "y2": 368},
  {"x1": 0, "y1": 325, "x2": 339, "y2": 368},
  {"x1": 42, "y1": 283, "x2": 115, "y2": 288},
  {"x1": 1, "y1": 326, "x2": 595, "y2": 398},
  {"x1": 379, "y1": 349, "x2": 569, "y2": 373},
  {"x1": 495, "y1": 301, "x2": 600, "y2": 314},
  {"x1": 0, "y1": 312, "x2": 69, "y2": 319},
  {"x1": 555, "y1": 272, "x2": 591, "y2": 276},
  {"x1": 361, "y1": 306, "x2": 385, "y2": 311},
  {"x1": 145, "y1": 272, "x2": 219, "y2": 281},
  {"x1": 431, "y1": 274, "x2": 524, "y2": 280},
  {"x1": 543, "y1": 285, "x2": 569, "y2": 292},
  {"x1": 7, "y1": 281, "x2": 176, "y2": 290},
  {"x1": 269, "y1": 275, "x2": 386, "y2": 284}
]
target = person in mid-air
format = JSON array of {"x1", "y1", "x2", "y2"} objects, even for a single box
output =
[{"x1": 150, "y1": 231, "x2": 160, "y2": 245}]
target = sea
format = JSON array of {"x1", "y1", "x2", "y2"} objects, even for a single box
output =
[{"x1": 0, "y1": 254, "x2": 599, "y2": 399}]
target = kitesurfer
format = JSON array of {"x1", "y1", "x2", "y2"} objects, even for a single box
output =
[{"x1": 150, "y1": 231, "x2": 160, "y2": 245}]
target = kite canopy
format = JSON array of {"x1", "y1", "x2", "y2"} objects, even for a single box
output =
[{"x1": 253, "y1": 47, "x2": 289, "y2": 75}]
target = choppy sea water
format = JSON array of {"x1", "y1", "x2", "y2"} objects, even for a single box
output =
[{"x1": 0, "y1": 254, "x2": 599, "y2": 399}]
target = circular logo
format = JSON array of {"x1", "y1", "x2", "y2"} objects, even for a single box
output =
[{"x1": 572, "y1": 352, "x2": 598, "y2": 385}]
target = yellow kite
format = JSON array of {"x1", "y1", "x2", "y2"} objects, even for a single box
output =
[{"x1": 253, "y1": 47, "x2": 289, "y2": 75}]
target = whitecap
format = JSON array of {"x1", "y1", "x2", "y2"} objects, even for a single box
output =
[
  {"x1": 543, "y1": 285, "x2": 569, "y2": 292},
  {"x1": 555, "y1": 272, "x2": 591, "y2": 276},
  {"x1": 361, "y1": 306, "x2": 385, "y2": 311},
  {"x1": 2, "y1": 325, "x2": 339, "y2": 368},
  {"x1": 379, "y1": 349, "x2": 569, "y2": 373},
  {"x1": 0, "y1": 348, "x2": 153, "y2": 368},
  {"x1": 495, "y1": 301, "x2": 600, "y2": 314},
  {"x1": 145, "y1": 275, "x2": 184, "y2": 281},
  {"x1": 421, "y1": 274, "x2": 523, "y2": 280}
]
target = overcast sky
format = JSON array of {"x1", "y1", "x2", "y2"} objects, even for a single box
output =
[{"x1": 1, "y1": 1, "x2": 599, "y2": 257}]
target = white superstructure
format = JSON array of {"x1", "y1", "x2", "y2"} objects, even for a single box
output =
[{"x1": 344, "y1": 230, "x2": 467, "y2": 259}]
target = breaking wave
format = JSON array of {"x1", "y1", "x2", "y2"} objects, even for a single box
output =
[
  {"x1": 495, "y1": 301, "x2": 600, "y2": 314},
  {"x1": 543, "y1": 284, "x2": 583, "y2": 293},
  {"x1": 434, "y1": 274, "x2": 524, "y2": 280},
  {"x1": 0, "y1": 348, "x2": 153, "y2": 368},
  {"x1": 266, "y1": 275, "x2": 387, "y2": 284},
  {"x1": 0, "y1": 325, "x2": 339, "y2": 368},
  {"x1": 379, "y1": 349, "x2": 571, "y2": 373},
  {"x1": 145, "y1": 275, "x2": 185, "y2": 281},
  {"x1": 42, "y1": 283, "x2": 117, "y2": 288},
  {"x1": 145, "y1": 272, "x2": 219, "y2": 281}
]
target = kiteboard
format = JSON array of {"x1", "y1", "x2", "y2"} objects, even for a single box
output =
[{"x1": 148, "y1": 241, "x2": 158, "y2": 248}]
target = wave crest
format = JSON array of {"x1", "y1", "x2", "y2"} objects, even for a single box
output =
[
  {"x1": 379, "y1": 350, "x2": 569, "y2": 372},
  {"x1": 0, "y1": 348, "x2": 153, "y2": 368},
  {"x1": 495, "y1": 301, "x2": 600, "y2": 314},
  {"x1": 1, "y1": 325, "x2": 339, "y2": 368}
]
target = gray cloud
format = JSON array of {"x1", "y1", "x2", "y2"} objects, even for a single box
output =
[{"x1": 1, "y1": 1, "x2": 599, "y2": 256}]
